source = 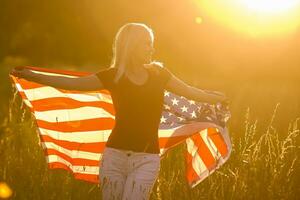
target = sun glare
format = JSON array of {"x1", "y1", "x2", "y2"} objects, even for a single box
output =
[
  {"x1": 195, "y1": 0, "x2": 300, "y2": 37},
  {"x1": 241, "y1": 0, "x2": 298, "y2": 14}
]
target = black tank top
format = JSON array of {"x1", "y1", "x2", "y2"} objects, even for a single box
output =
[{"x1": 95, "y1": 65, "x2": 172, "y2": 153}]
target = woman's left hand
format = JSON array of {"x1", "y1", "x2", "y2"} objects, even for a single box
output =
[
  {"x1": 209, "y1": 91, "x2": 229, "y2": 105},
  {"x1": 213, "y1": 91, "x2": 229, "y2": 105},
  {"x1": 219, "y1": 96, "x2": 230, "y2": 106}
]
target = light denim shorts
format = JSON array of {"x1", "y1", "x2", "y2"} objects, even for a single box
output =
[{"x1": 99, "y1": 147, "x2": 160, "y2": 200}]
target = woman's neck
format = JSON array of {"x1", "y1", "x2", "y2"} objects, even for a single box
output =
[{"x1": 126, "y1": 63, "x2": 147, "y2": 74}]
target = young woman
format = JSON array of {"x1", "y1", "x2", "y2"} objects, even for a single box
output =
[{"x1": 11, "y1": 23, "x2": 228, "y2": 200}]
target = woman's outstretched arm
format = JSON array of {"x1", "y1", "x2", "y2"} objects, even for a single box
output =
[
  {"x1": 10, "y1": 66, "x2": 104, "y2": 91},
  {"x1": 165, "y1": 74, "x2": 228, "y2": 105}
]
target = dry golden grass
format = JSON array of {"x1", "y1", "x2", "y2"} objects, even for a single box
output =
[{"x1": 0, "y1": 89, "x2": 299, "y2": 200}]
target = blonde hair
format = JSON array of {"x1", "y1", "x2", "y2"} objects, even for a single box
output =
[{"x1": 109, "y1": 22, "x2": 163, "y2": 84}]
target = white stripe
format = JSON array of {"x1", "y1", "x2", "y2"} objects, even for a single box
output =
[
  {"x1": 42, "y1": 142, "x2": 101, "y2": 160},
  {"x1": 186, "y1": 137, "x2": 207, "y2": 175},
  {"x1": 193, "y1": 153, "x2": 209, "y2": 179},
  {"x1": 158, "y1": 122, "x2": 221, "y2": 138},
  {"x1": 189, "y1": 151, "x2": 211, "y2": 188},
  {"x1": 16, "y1": 83, "x2": 23, "y2": 91},
  {"x1": 159, "y1": 147, "x2": 174, "y2": 157},
  {"x1": 34, "y1": 106, "x2": 115, "y2": 122},
  {"x1": 39, "y1": 128, "x2": 111, "y2": 143},
  {"x1": 158, "y1": 125, "x2": 185, "y2": 137},
  {"x1": 186, "y1": 137, "x2": 198, "y2": 156},
  {"x1": 31, "y1": 70, "x2": 79, "y2": 78},
  {"x1": 159, "y1": 148, "x2": 166, "y2": 156},
  {"x1": 15, "y1": 83, "x2": 32, "y2": 107},
  {"x1": 23, "y1": 86, "x2": 112, "y2": 103},
  {"x1": 47, "y1": 155, "x2": 99, "y2": 175},
  {"x1": 23, "y1": 99, "x2": 33, "y2": 108}
]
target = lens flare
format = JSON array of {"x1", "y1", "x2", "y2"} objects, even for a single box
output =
[
  {"x1": 195, "y1": 0, "x2": 300, "y2": 37},
  {"x1": 0, "y1": 182, "x2": 13, "y2": 199},
  {"x1": 195, "y1": 17, "x2": 203, "y2": 24}
]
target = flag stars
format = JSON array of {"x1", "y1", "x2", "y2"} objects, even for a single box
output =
[
  {"x1": 164, "y1": 91, "x2": 170, "y2": 97},
  {"x1": 160, "y1": 116, "x2": 167, "y2": 123},
  {"x1": 189, "y1": 100, "x2": 195, "y2": 105},
  {"x1": 171, "y1": 98, "x2": 179, "y2": 105},
  {"x1": 164, "y1": 104, "x2": 171, "y2": 110},
  {"x1": 197, "y1": 107, "x2": 201, "y2": 112},
  {"x1": 190, "y1": 111, "x2": 197, "y2": 118},
  {"x1": 206, "y1": 116, "x2": 212, "y2": 120},
  {"x1": 177, "y1": 117, "x2": 185, "y2": 122},
  {"x1": 180, "y1": 105, "x2": 188, "y2": 112}
]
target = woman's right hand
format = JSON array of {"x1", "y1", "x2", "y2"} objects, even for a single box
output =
[
  {"x1": 208, "y1": 91, "x2": 229, "y2": 106},
  {"x1": 10, "y1": 66, "x2": 33, "y2": 80}
]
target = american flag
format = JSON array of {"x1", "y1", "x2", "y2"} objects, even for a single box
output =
[{"x1": 10, "y1": 66, "x2": 232, "y2": 188}]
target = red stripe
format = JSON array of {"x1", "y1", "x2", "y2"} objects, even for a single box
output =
[
  {"x1": 185, "y1": 150, "x2": 200, "y2": 185},
  {"x1": 41, "y1": 135, "x2": 106, "y2": 153},
  {"x1": 17, "y1": 91, "x2": 34, "y2": 112},
  {"x1": 45, "y1": 148, "x2": 100, "y2": 166},
  {"x1": 207, "y1": 127, "x2": 228, "y2": 157},
  {"x1": 192, "y1": 133, "x2": 216, "y2": 170},
  {"x1": 36, "y1": 118, "x2": 115, "y2": 132},
  {"x1": 48, "y1": 162, "x2": 99, "y2": 183},
  {"x1": 19, "y1": 91, "x2": 27, "y2": 100},
  {"x1": 16, "y1": 78, "x2": 111, "y2": 94},
  {"x1": 74, "y1": 172, "x2": 99, "y2": 184},
  {"x1": 30, "y1": 97, "x2": 115, "y2": 114}
]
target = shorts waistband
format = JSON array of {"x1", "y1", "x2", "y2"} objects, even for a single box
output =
[{"x1": 105, "y1": 147, "x2": 159, "y2": 156}]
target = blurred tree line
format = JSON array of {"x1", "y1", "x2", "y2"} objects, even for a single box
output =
[
  {"x1": 1, "y1": 0, "x2": 300, "y2": 134},
  {"x1": 0, "y1": 0, "x2": 114, "y2": 65}
]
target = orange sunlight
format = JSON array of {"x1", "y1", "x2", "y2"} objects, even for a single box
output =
[{"x1": 195, "y1": 0, "x2": 300, "y2": 37}]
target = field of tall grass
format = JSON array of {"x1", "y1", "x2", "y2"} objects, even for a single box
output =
[
  {"x1": 0, "y1": 85, "x2": 299, "y2": 200},
  {"x1": 1, "y1": 0, "x2": 300, "y2": 198}
]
